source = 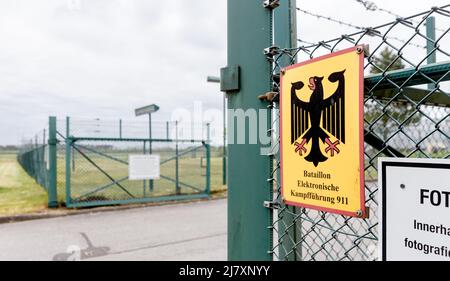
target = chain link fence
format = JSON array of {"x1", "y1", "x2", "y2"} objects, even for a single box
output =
[
  {"x1": 268, "y1": 5, "x2": 449, "y2": 261},
  {"x1": 65, "y1": 138, "x2": 211, "y2": 207},
  {"x1": 17, "y1": 128, "x2": 49, "y2": 191}
]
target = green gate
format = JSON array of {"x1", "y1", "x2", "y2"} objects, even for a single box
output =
[
  {"x1": 17, "y1": 117, "x2": 214, "y2": 209},
  {"x1": 65, "y1": 136, "x2": 211, "y2": 208}
]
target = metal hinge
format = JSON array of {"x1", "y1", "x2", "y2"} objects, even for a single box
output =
[{"x1": 263, "y1": 0, "x2": 280, "y2": 9}]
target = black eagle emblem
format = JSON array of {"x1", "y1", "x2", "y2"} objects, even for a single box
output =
[{"x1": 290, "y1": 70, "x2": 346, "y2": 167}]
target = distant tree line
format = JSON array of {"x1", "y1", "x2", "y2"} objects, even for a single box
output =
[{"x1": 0, "y1": 145, "x2": 19, "y2": 151}]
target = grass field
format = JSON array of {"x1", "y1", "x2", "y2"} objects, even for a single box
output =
[{"x1": 0, "y1": 153, "x2": 47, "y2": 215}]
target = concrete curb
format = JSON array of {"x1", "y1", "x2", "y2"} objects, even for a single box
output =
[{"x1": 0, "y1": 193, "x2": 227, "y2": 225}]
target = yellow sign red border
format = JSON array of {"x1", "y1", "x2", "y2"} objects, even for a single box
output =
[{"x1": 280, "y1": 45, "x2": 366, "y2": 217}]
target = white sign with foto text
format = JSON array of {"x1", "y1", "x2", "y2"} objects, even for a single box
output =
[
  {"x1": 128, "y1": 155, "x2": 160, "y2": 180},
  {"x1": 379, "y1": 158, "x2": 450, "y2": 261}
]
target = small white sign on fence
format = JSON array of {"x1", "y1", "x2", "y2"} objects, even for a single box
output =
[
  {"x1": 128, "y1": 155, "x2": 160, "y2": 180},
  {"x1": 378, "y1": 157, "x2": 450, "y2": 261}
]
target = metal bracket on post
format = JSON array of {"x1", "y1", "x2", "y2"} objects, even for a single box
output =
[
  {"x1": 263, "y1": 200, "x2": 280, "y2": 209},
  {"x1": 48, "y1": 138, "x2": 58, "y2": 146},
  {"x1": 263, "y1": 0, "x2": 280, "y2": 9},
  {"x1": 220, "y1": 65, "x2": 240, "y2": 92},
  {"x1": 258, "y1": 91, "x2": 278, "y2": 103},
  {"x1": 263, "y1": 45, "x2": 280, "y2": 60}
]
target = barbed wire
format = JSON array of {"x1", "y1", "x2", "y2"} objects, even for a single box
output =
[
  {"x1": 352, "y1": 0, "x2": 447, "y2": 32},
  {"x1": 296, "y1": 7, "x2": 364, "y2": 30},
  {"x1": 297, "y1": 38, "x2": 316, "y2": 45},
  {"x1": 296, "y1": 7, "x2": 426, "y2": 49},
  {"x1": 354, "y1": 0, "x2": 377, "y2": 11}
]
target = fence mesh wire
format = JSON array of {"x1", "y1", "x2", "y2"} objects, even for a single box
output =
[
  {"x1": 269, "y1": 6, "x2": 449, "y2": 261},
  {"x1": 17, "y1": 128, "x2": 49, "y2": 190}
]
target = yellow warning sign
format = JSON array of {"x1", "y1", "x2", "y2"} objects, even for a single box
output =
[{"x1": 280, "y1": 46, "x2": 366, "y2": 217}]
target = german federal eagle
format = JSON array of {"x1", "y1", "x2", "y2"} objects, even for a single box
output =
[{"x1": 290, "y1": 70, "x2": 346, "y2": 167}]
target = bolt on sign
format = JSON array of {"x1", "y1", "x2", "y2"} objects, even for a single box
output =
[{"x1": 280, "y1": 45, "x2": 366, "y2": 217}]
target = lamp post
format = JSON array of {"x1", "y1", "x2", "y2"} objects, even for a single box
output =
[
  {"x1": 135, "y1": 104, "x2": 160, "y2": 192},
  {"x1": 207, "y1": 76, "x2": 227, "y2": 186}
]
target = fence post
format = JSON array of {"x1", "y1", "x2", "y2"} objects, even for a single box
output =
[
  {"x1": 226, "y1": 0, "x2": 273, "y2": 260},
  {"x1": 274, "y1": 0, "x2": 300, "y2": 261},
  {"x1": 205, "y1": 142, "x2": 211, "y2": 195},
  {"x1": 119, "y1": 119, "x2": 122, "y2": 138},
  {"x1": 47, "y1": 116, "x2": 58, "y2": 208},
  {"x1": 65, "y1": 116, "x2": 72, "y2": 207},
  {"x1": 166, "y1": 121, "x2": 169, "y2": 140},
  {"x1": 223, "y1": 94, "x2": 227, "y2": 186},
  {"x1": 426, "y1": 16, "x2": 436, "y2": 90},
  {"x1": 148, "y1": 113, "x2": 153, "y2": 192},
  {"x1": 426, "y1": 16, "x2": 436, "y2": 65},
  {"x1": 143, "y1": 141, "x2": 147, "y2": 193},
  {"x1": 175, "y1": 121, "x2": 180, "y2": 195},
  {"x1": 205, "y1": 123, "x2": 211, "y2": 195}
]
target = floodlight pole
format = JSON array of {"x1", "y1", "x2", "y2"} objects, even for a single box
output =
[{"x1": 134, "y1": 104, "x2": 159, "y2": 192}]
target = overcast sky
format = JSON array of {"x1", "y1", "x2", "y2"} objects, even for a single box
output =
[{"x1": 0, "y1": 0, "x2": 448, "y2": 145}]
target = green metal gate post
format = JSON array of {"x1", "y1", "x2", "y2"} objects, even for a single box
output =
[
  {"x1": 226, "y1": 0, "x2": 273, "y2": 260},
  {"x1": 47, "y1": 116, "x2": 58, "y2": 208},
  {"x1": 205, "y1": 143, "x2": 211, "y2": 195},
  {"x1": 205, "y1": 123, "x2": 211, "y2": 195},
  {"x1": 65, "y1": 117, "x2": 72, "y2": 206},
  {"x1": 274, "y1": 0, "x2": 300, "y2": 261}
]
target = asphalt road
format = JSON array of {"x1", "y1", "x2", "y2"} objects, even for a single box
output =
[{"x1": 0, "y1": 199, "x2": 227, "y2": 261}]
